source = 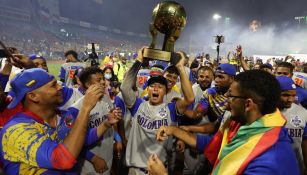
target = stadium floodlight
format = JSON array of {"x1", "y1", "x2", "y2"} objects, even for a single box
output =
[{"x1": 213, "y1": 14, "x2": 222, "y2": 21}]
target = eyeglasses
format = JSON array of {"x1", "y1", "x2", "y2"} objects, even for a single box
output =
[
  {"x1": 227, "y1": 95, "x2": 247, "y2": 100},
  {"x1": 225, "y1": 91, "x2": 247, "y2": 101}
]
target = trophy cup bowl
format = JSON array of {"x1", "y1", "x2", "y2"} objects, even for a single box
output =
[{"x1": 143, "y1": 1, "x2": 187, "y2": 65}]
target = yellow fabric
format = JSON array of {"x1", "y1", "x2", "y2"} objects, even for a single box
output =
[
  {"x1": 19, "y1": 163, "x2": 47, "y2": 175},
  {"x1": 114, "y1": 62, "x2": 127, "y2": 82},
  {"x1": 217, "y1": 133, "x2": 264, "y2": 174},
  {"x1": 2, "y1": 122, "x2": 48, "y2": 167},
  {"x1": 102, "y1": 56, "x2": 110, "y2": 65}
]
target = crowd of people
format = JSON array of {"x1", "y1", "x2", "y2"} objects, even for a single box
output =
[
  {"x1": 1, "y1": 42, "x2": 307, "y2": 175},
  {"x1": 0, "y1": 20, "x2": 143, "y2": 61}
]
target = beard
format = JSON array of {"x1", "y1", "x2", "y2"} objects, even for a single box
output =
[
  {"x1": 278, "y1": 101, "x2": 292, "y2": 110},
  {"x1": 230, "y1": 114, "x2": 247, "y2": 125}
]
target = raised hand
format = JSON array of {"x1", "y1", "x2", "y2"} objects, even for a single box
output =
[
  {"x1": 136, "y1": 46, "x2": 148, "y2": 63},
  {"x1": 236, "y1": 45, "x2": 242, "y2": 57},
  {"x1": 82, "y1": 84, "x2": 105, "y2": 111},
  {"x1": 175, "y1": 51, "x2": 185, "y2": 68},
  {"x1": 156, "y1": 126, "x2": 171, "y2": 141},
  {"x1": 147, "y1": 154, "x2": 168, "y2": 175},
  {"x1": 10, "y1": 54, "x2": 35, "y2": 69},
  {"x1": 106, "y1": 107, "x2": 122, "y2": 126}
]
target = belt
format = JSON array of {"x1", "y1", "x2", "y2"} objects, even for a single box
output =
[{"x1": 131, "y1": 167, "x2": 148, "y2": 174}]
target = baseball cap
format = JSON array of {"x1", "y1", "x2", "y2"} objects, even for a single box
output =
[
  {"x1": 276, "y1": 76, "x2": 296, "y2": 91},
  {"x1": 147, "y1": 75, "x2": 168, "y2": 88},
  {"x1": 216, "y1": 63, "x2": 236, "y2": 77},
  {"x1": 29, "y1": 54, "x2": 46, "y2": 61},
  {"x1": 8, "y1": 68, "x2": 54, "y2": 109},
  {"x1": 259, "y1": 63, "x2": 273, "y2": 70}
]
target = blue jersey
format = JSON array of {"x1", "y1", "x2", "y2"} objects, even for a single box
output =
[{"x1": 0, "y1": 110, "x2": 99, "y2": 175}]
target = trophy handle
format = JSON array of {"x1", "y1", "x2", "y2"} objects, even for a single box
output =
[{"x1": 149, "y1": 23, "x2": 158, "y2": 49}]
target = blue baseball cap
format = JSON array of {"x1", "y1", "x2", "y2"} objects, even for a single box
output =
[
  {"x1": 29, "y1": 54, "x2": 46, "y2": 61},
  {"x1": 147, "y1": 75, "x2": 168, "y2": 88},
  {"x1": 216, "y1": 63, "x2": 236, "y2": 76},
  {"x1": 276, "y1": 76, "x2": 296, "y2": 91},
  {"x1": 8, "y1": 68, "x2": 54, "y2": 109}
]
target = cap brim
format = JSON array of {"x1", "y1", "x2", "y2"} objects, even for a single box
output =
[
  {"x1": 7, "y1": 94, "x2": 24, "y2": 109},
  {"x1": 147, "y1": 76, "x2": 168, "y2": 87}
]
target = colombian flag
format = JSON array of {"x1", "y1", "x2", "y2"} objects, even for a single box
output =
[{"x1": 205, "y1": 109, "x2": 286, "y2": 175}]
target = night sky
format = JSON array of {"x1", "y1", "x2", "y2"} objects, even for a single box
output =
[{"x1": 59, "y1": 0, "x2": 307, "y2": 33}]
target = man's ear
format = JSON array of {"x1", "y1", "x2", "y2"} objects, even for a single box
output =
[
  {"x1": 244, "y1": 98, "x2": 256, "y2": 112},
  {"x1": 26, "y1": 92, "x2": 39, "y2": 103}
]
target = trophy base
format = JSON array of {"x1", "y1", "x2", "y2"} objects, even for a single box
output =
[{"x1": 143, "y1": 48, "x2": 180, "y2": 65}]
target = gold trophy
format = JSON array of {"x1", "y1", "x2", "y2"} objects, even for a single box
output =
[{"x1": 143, "y1": 1, "x2": 187, "y2": 65}]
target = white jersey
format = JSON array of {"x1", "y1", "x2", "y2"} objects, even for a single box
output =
[
  {"x1": 164, "y1": 89, "x2": 181, "y2": 103},
  {"x1": 4, "y1": 66, "x2": 22, "y2": 92},
  {"x1": 125, "y1": 99, "x2": 179, "y2": 169},
  {"x1": 59, "y1": 62, "x2": 86, "y2": 87},
  {"x1": 60, "y1": 87, "x2": 84, "y2": 110},
  {"x1": 282, "y1": 103, "x2": 307, "y2": 173},
  {"x1": 69, "y1": 96, "x2": 114, "y2": 175},
  {"x1": 293, "y1": 72, "x2": 307, "y2": 89}
]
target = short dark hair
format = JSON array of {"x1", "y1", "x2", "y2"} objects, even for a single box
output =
[
  {"x1": 190, "y1": 59, "x2": 199, "y2": 69},
  {"x1": 197, "y1": 66, "x2": 214, "y2": 75},
  {"x1": 276, "y1": 62, "x2": 294, "y2": 74},
  {"x1": 259, "y1": 64, "x2": 272, "y2": 70},
  {"x1": 235, "y1": 70, "x2": 281, "y2": 115},
  {"x1": 64, "y1": 50, "x2": 78, "y2": 60},
  {"x1": 163, "y1": 65, "x2": 179, "y2": 75},
  {"x1": 79, "y1": 67, "x2": 104, "y2": 86}
]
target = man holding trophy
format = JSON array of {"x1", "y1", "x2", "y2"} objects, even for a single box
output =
[{"x1": 120, "y1": 2, "x2": 194, "y2": 174}]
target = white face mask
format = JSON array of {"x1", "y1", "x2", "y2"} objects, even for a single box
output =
[{"x1": 104, "y1": 73, "x2": 112, "y2": 80}]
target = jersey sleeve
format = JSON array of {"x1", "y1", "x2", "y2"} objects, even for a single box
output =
[
  {"x1": 168, "y1": 101, "x2": 181, "y2": 122},
  {"x1": 79, "y1": 149, "x2": 95, "y2": 162},
  {"x1": 1, "y1": 123, "x2": 76, "y2": 170},
  {"x1": 197, "y1": 97, "x2": 209, "y2": 112},
  {"x1": 59, "y1": 85, "x2": 74, "y2": 107},
  {"x1": 196, "y1": 134, "x2": 213, "y2": 152},
  {"x1": 114, "y1": 96, "x2": 126, "y2": 116},
  {"x1": 129, "y1": 97, "x2": 143, "y2": 116},
  {"x1": 59, "y1": 66, "x2": 66, "y2": 80},
  {"x1": 188, "y1": 69, "x2": 194, "y2": 83}
]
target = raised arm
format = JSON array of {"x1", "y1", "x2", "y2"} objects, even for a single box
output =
[
  {"x1": 156, "y1": 125, "x2": 197, "y2": 148},
  {"x1": 120, "y1": 47, "x2": 145, "y2": 108},
  {"x1": 63, "y1": 84, "x2": 104, "y2": 159},
  {"x1": 237, "y1": 45, "x2": 249, "y2": 71},
  {"x1": 175, "y1": 52, "x2": 195, "y2": 114}
]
